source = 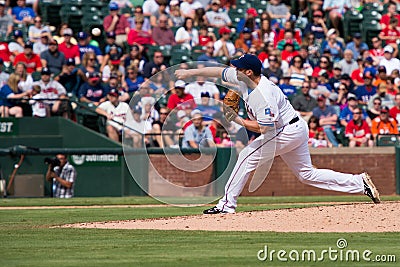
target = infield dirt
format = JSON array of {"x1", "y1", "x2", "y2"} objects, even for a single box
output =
[{"x1": 62, "y1": 201, "x2": 400, "y2": 232}]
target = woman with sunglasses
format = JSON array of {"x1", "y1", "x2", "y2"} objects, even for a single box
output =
[{"x1": 311, "y1": 56, "x2": 333, "y2": 78}]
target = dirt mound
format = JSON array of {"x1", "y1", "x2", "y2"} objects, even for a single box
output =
[{"x1": 62, "y1": 202, "x2": 400, "y2": 232}]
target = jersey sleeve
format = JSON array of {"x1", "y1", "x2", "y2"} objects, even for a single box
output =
[{"x1": 221, "y1": 67, "x2": 239, "y2": 84}]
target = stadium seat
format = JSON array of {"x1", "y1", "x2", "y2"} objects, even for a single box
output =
[
  {"x1": 343, "y1": 10, "x2": 363, "y2": 40},
  {"x1": 362, "y1": 20, "x2": 382, "y2": 47}
]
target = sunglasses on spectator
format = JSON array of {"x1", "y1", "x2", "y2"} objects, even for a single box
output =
[
  {"x1": 353, "y1": 112, "x2": 362, "y2": 114},
  {"x1": 88, "y1": 58, "x2": 96, "y2": 61},
  {"x1": 320, "y1": 60, "x2": 328, "y2": 64},
  {"x1": 160, "y1": 112, "x2": 169, "y2": 115},
  {"x1": 338, "y1": 88, "x2": 346, "y2": 91},
  {"x1": 374, "y1": 102, "x2": 381, "y2": 105},
  {"x1": 302, "y1": 86, "x2": 310, "y2": 89},
  {"x1": 294, "y1": 60, "x2": 302, "y2": 63},
  {"x1": 269, "y1": 58, "x2": 277, "y2": 61},
  {"x1": 127, "y1": 71, "x2": 135, "y2": 74}
]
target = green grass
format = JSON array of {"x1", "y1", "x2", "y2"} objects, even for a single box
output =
[{"x1": 0, "y1": 196, "x2": 399, "y2": 267}]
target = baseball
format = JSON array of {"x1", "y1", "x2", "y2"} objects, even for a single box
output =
[
  {"x1": 91, "y1": 28, "x2": 101, "y2": 36},
  {"x1": 14, "y1": 164, "x2": 19, "y2": 168}
]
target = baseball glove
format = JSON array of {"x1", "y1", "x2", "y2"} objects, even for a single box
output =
[{"x1": 223, "y1": 90, "x2": 240, "y2": 122}]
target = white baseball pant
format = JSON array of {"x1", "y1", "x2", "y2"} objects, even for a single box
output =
[{"x1": 216, "y1": 118, "x2": 365, "y2": 213}]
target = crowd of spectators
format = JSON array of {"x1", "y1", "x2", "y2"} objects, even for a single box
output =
[{"x1": 1, "y1": 0, "x2": 400, "y2": 148}]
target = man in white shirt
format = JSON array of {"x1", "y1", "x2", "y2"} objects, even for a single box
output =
[
  {"x1": 379, "y1": 45, "x2": 400, "y2": 75},
  {"x1": 96, "y1": 88, "x2": 130, "y2": 142},
  {"x1": 185, "y1": 76, "x2": 220, "y2": 105},
  {"x1": 213, "y1": 27, "x2": 235, "y2": 58},
  {"x1": 204, "y1": 0, "x2": 231, "y2": 28}
]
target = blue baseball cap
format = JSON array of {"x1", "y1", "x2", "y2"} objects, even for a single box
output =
[
  {"x1": 230, "y1": 54, "x2": 262, "y2": 76},
  {"x1": 109, "y1": 2, "x2": 119, "y2": 11},
  {"x1": 14, "y1": 30, "x2": 23, "y2": 37},
  {"x1": 78, "y1": 31, "x2": 88, "y2": 39}
]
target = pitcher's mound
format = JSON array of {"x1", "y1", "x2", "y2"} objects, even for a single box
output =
[{"x1": 63, "y1": 202, "x2": 400, "y2": 232}]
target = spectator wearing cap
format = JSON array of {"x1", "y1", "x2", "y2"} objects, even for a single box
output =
[
  {"x1": 101, "y1": 44, "x2": 125, "y2": 84},
  {"x1": 266, "y1": 0, "x2": 291, "y2": 28},
  {"x1": 276, "y1": 20, "x2": 302, "y2": 46},
  {"x1": 52, "y1": 24, "x2": 77, "y2": 46},
  {"x1": 11, "y1": 0, "x2": 35, "y2": 26},
  {"x1": 213, "y1": 26, "x2": 235, "y2": 58},
  {"x1": 368, "y1": 82, "x2": 395, "y2": 110},
  {"x1": 13, "y1": 41, "x2": 42, "y2": 74},
  {"x1": 234, "y1": 27, "x2": 261, "y2": 53},
  {"x1": 345, "y1": 33, "x2": 369, "y2": 60},
  {"x1": 96, "y1": 88, "x2": 130, "y2": 142},
  {"x1": 197, "y1": 25, "x2": 217, "y2": 46},
  {"x1": 292, "y1": 81, "x2": 318, "y2": 121},
  {"x1": 167, "y1": 80, "x2": 196, "y2": 116},
  {"x1": 102, "y1": 50, "x2": 124, "y2": 83},
  {"x1": 28, "y1": 16, "x2": 50, "y2": 43},
  {"x1": 371, "y1": 105, "x2": 399, "y2": 140},
  {"x1": 340, "y1": 94, "x2": 371, "y2": 128},
  {"x1": 40, "y1": 39, "x2": 65, "y2": 75},
  {"x1": 320, "y1": 29, "x2": 344, "y2": 62},
  {"x1": 349, "y1": 56, "x2": 367, "y2": 87},
  {"x1": 33, "y1": 67, "x2": 68, "y2": 117},
  {"x1": 175, "y1": 17, "x2": 199, "y2": 50},
  {"x1": 204, "y1": 0, "x2": 231, "y2": 28},
  {"x1": 329, "y1": 63, "x2": 343, "y2": 92},
  {"x1": 107, "y1": 72, "x2": 129, "y2": 102},
  {"x1": 77, "y1": 31, "x2": 103, "y2": 64},
  {"x1": 152, "y1": 14, "x2": 176, "y2": 46},
  {"x1": 78, "y1": 72, "x2": 107, "y2": 106},
  {"x1": 127, "y1": 14, "x2": 155, "y2": 47},
  {"x1": 354, "y1": 71, "x2": 377, "y2": 104},
  {"x1": 312, "y1": 94, "x2": 340, "y2": 147},
  {"x1": 304, "y1": 10, "x2": 328, "y2": 41},
  {"x1": 345, "y1": 106, "x2": 374, "y2": 147},
  {"x1": 373, "y1": 65, "x2": 388, "y2": 88},
  {"x1": 369, "y1": 37, "x2": 384, "y2": 66},
  {"x1": 0, "y1": 1, "x2": 13, "y2": 38},
  {"x1": 8, "y1": 30, "x2": 24, "y2": 58},
  {"x1": 185, "y1": 76, "x2": 220, "y2": 105},
  {"x1": 182, "y1": 109, "x2": 214, "y2": 148},
  {"x1": 58, "y1": 28, "x2": 80, "y2": 65},
  {"x1": 379, "y1": 45, "x2": 400, "y2": 76},
  {"x1": 55, "y1": 58, "x2": 80, "y2": 95},
  {"x1": 103, "y1": 2, "x2": 130, "y2": 47}
]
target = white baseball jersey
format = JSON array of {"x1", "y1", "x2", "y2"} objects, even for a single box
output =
[
  {"x1": 33, "y1": 80, "x2": 67, "y2": 105},
  {"x1": 215, "y1": 67, "x2": 365, "y2": 213},
  {"x1": 185, "y1": 81, "x2": 220, "y2": 105},
  {"x1": 221, "y1": 67, "x2": 297, "y2": 129},
  {"x1": 98, "y1": 101, "x2": 130, "y2": 131},
  {"x1": 29, "y1": 93, "x2": 47, "y2": 117}
]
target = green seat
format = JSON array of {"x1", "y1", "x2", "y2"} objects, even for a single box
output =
[
  {"x1": 343, "y1": 10, "x2": 363, "y2": 40},
  {"x1": 362, "y1": 20, "x2": 381, "y2": 47},
  {"x1": 376, "y1": 135, "x2": 399, "y2": 146},
  {"x1": 31, "y1": 72, "x2": 41, "y2": 81}
]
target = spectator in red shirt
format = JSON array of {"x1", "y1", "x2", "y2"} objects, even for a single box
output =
[
  {"x1": 312, "y1": 56, "x2": 333, "y2": 78},
  {"x1": 58, "y1": 28, "x2": 80, "y2": 65},
  {"x1": 379, "y1": 1, "x2": 400, "y2": 30},
  {"x1": 103, "y1": 2, "x2": 130, "y2": 47},
  {"x1": 13, "y1": 41, "x2": 42, "y2": 74},
  {"x1": 389, "y1": 93, "x2": 400, "y2": 127},
  {"x1": 369, "y1": 37, "x2": 384, "y2": 66},
  {"x1": 345, "y1": 107, "x2": 374, "y2": 147},
  {"x1": 379, "y1": 17, "x2": 400, "y2": 50},
  {"x1": 0, "y1": 41, "x2": 11, "y2": 63},
  {"x1": 167, "y1": 80, "x2": 196, "y2": 116},
  {"x1": 127, "y1": 14, "x2": 155, "y2": 47}
]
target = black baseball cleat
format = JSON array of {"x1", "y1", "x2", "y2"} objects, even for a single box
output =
[
  {"x1": 203, "y1": 206, "x2": 228, "y2": 214},
  {"x1": 362, "y1": 172, "x2": 381, "y2": 204}
]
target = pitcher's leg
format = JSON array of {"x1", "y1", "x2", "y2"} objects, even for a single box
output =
[
  {"x1": 216, "y1": 136, "x2": 276, "y2": 213},
  {"x1": 280, "y1": 141, "x2": 364, "y2": 193}
]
